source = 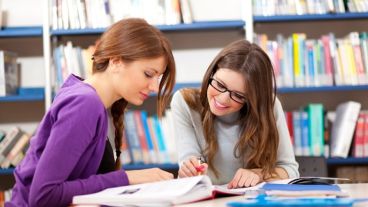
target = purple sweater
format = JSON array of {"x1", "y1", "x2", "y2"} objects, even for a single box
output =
[{"x1": 6, "y1": 75, "x2": 129, "y2": 207}]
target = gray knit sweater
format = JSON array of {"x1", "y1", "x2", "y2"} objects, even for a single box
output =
[{"x1": 171, "y1": 90, "x2": 299, "y2": 185}]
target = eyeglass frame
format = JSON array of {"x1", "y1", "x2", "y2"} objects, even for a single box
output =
[{"x1": 208, "y1": 77, "x2": 248, "y2": 104}]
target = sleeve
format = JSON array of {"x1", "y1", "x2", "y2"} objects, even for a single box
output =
[
  {"x1": 170, "y1": 91, "x2": 203, "y2": 164},
  {"x1": 29, "y1": 95, "x2": 129, "y2": 207},
  {"x1": 274, "y1": 97, "x2": 300, "y2": 178}
]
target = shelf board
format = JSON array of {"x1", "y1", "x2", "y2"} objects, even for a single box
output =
[
  {"x1": 327, "y1": 157, "x2": 368, "y2": 165},
  {"x1": 0, "y1": 168, "x2": 14, "y2": 175},
  {"x1": 123, "y1": 163, "x2": 179, "y2": 170},
  {"x1": 278, "y1": 85, "x2": 368, "y2": 93},
  {"x1": 254, "y1": 12, "x2": 368, "y2": 22},
  {"x1": 0, "y1": 26, "x2": 42, "y2": 37},
  {"x1": 51, "y1": 20, "x2": 245, "y2": 36},
  {"x1": 2, "y1": 159, "x2": 368, "y2": 175},
  {"x1": 0, "y1": 94, "x2": 44, "y2": 102}
]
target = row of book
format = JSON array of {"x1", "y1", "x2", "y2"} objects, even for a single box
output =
[
  {"x1": 0, "y1": 127, "x2": 30, "y2": 169},
  {"x1": 253, "y1": 0, "x2": 367, "y2": 16},
  {"x1": 0, "y1": 189, "x2": 12, "y2": 206},
  {"x1": 255, "y1": 32, "x2": 368, "y2": 88},
  {"x1": 120, "y1": 110, "x2": 177, "y2": 165},
  {"x1": 0, "y1": 50, "x2": 20, "y2": 96},
  {"x1": 53, "y1": 41, "x2": 94, "y2": 90},
  {"x1": 51, "y1": 0, "x2": 193, "y2": 30},
  {"x1": 285, "y1": 101, "x2": 368, "y2": 158}
]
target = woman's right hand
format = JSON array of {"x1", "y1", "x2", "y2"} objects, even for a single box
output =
[
  {"x1": 178, "y1": 156, "x2": 208, "y2": 178},
  {"x1": 126, "y1": 168, "x2": 174, "y2": 185}
]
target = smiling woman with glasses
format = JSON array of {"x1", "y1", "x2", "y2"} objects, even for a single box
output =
[
  {"x1": 209, "y1": 77, "x2": 247, "y2": 104},
  {"x1": 171, "y1": 39, "x2": 299, "y2": 188}
]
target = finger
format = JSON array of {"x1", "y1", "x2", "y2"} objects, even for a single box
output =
[
  {"x1": 184, "y1": 160, "x2": 198, "y2": 175},
  {"x1": 178, "y1": 168, "x2": 186, "y2": 178},
  {"x1": 243, "y1": 174, "x2": 254, "y2": 187},
  {"x1": 181, "y1": 163, "x2": 195, "y2": 177},
  {"x1": 250, "y1": 175, "x2": 260, "y2": 186},
  {"x1": 228, "y1": 170, "x2": 242, "y2": 189},
  {"x1": 237, "y1": 173, "x2": 248, "y2": 188}
]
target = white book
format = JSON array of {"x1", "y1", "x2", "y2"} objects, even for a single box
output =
[
  {"x1": 330, "y1": 101, "x2": 361, "y2": 158},
  {"x1": 72, "y1": 175, "x2": 263, "y2": 206}
]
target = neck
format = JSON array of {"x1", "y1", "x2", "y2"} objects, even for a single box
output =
[{"x1": 84, "y1": 73, "x2": 118, "y2": 108}]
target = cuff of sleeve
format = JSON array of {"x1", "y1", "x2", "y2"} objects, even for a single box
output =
[
  {"x1": 119, "y1": 169, "x2": 130, "y2": 186},
  {"x1": 278, "y1": 165, "x2": 300, "y2": 178}
]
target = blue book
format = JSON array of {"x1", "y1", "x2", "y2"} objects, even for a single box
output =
[
  {"x1": 227, "y1": 197, "x2": 354, "y2": 207},
  {"x1": 261, "y1": 183, "x2": 341, "y2": 192}
]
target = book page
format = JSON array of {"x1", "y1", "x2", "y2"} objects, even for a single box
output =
[
  {"x1": 73, "y1": 176, "x2": 213, "y2": 205},
  {"x1": 213, "y1": 182, "x2": 266, "y2": 194}
]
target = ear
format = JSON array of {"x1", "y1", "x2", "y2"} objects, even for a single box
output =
[{"x1": 109, "y1": 58, "x2": 123, "y2": 73}]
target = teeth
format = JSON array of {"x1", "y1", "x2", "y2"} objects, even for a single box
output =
[{"x1": 214, "y1": 99, "x2": 226, "y2": 108}]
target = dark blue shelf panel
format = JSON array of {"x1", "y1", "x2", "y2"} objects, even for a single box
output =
[
  {"x1": 149, "y1": 82, "x2": 201, "y2": 97},
  {"x1": 173, "y1": 82, "x2": 201, "y2": 91},
  {"x1": 123, "y1": 163, "x2": 178, "y2": 170},
  {"x1": 0, "y1": 26, "x2": 42, "y2": 37},
  {"x1": 327, "y1": 157, "x2": 368, "y2": 165},
  {"x1": 156, "y1": 20, "x2": 244, "y2": 31},
  {"x1": 51, "y1": 28, "x2": 106, "y2": 35},
  {"x1": 0, "y1": 168, "x2": 14, "y2": 175},
  {"x1": 0, "y1": 94, "x2": 44, "y2": 102},
  {"x1": 51, "y1": 20, "x2": 245, "y2": 36},
  {"x1": 254, "y1": 12, "x2": 368, "y2": 22},
  {"x1": 278, "y1": 85, "x2": 368, "y2": 93}
]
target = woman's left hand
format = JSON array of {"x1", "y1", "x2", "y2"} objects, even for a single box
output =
[{"x1": 227, "y1": 168, "x2": 262, "y2": 189}]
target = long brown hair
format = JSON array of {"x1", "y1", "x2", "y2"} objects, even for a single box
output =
[
  {"x1": 182, "y1": 39, "x2": 278, "y2": 179},
  {"x1": 92, "y1": 18, "x2": 176, "y2": 170}
]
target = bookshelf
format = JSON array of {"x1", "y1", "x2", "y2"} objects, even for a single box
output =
[
  {"x1": 248, "y1": 4, "x2": 368, "y2": 180},
  {"x1": 2, "y1": 0, "x2": 368, "y2": 197}
]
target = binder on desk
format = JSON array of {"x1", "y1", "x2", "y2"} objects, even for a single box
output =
[
  {"x1": 227, "y1": 197, "x2": 355, "y2": 207},
  {"x1": 261, "y1": 183, "x2": 348, "y2": 197}
]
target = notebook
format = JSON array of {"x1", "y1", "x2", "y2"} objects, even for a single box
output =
[{"x1": 72, "y1": 175, "x2": 263, "y2": 206}]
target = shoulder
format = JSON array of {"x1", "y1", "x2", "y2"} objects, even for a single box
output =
[
  {"x1": 171, "y1": 89, "x2": 188, "y2": 108},
  {"x1": 52, "y1": 84, "x2": 105, "y2": 118},
  {"x1": 172, "y1": 88, "x2": 201, "y2": 109},
  {"x1": 273, "y1": 96, "x2": 283, "y2": 112}
]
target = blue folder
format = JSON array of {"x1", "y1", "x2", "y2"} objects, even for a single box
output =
[
  {"x1": 261, "y1": 183, "x2": 341, "y2": 191},
  {"x1": 227, "y1": 197, "x2": 355, "y2": 207}
]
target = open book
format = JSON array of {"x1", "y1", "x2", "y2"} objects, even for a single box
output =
[
  {"x1": 72, "y1": 175, "x2": 262, "y2": 206},
  {"x1": 73, "y1": 176, "x2": 348, "y2": 206}
]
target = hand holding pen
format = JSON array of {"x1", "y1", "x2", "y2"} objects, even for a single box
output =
[{"x1": 178, "y1": 156, "x2": 208, "y2": 178}]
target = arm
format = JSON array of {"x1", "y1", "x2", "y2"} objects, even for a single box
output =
[
  {"x1": 273, "y1": 97, "x2": 299, "y2": 179},
  {"x1": 29, "y1": 95, "x2": 128, "y2": 207},
  {"x1": 170, "y1": 91, "x2": 207, "y2": 177},
  {"x1": 228, "y1": 98, "x2": 298, "y2": 188}
]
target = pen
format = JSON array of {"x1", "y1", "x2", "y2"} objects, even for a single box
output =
[{"x1": 195, "y1": 156, "x2": 205, "y2": 175}]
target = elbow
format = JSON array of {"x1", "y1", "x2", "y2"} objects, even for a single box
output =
[{"x1": 29, "y1": 187, "x2": 65, "y2": 207}]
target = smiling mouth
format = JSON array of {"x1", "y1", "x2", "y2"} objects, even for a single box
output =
[{"x1": 214, "y1": 99, "x2": 228, "y2": 109}]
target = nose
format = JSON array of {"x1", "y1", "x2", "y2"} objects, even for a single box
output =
[
  {"x1": 217, "y1": 91, "x2": 231, "y2": 103},
  {"x1": 149, "y1": 78, "x2": 160, "y2": 93}
]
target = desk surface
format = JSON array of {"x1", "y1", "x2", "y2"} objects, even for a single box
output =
[{"x1": 175, "y1": 183, "x2": 368, "y2": 207}]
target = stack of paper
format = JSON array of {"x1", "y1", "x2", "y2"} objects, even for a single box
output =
[{"x1": 261, "y1": 183, "x2": 348, "y2": 198}]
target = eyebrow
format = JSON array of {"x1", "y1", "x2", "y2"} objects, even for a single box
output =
[
  {"x1": 147, "y1": 68, "x2": 159, "y2": 74},
  {"x1": 215, "y1": 77, "x2": 247, "y2": 96}
]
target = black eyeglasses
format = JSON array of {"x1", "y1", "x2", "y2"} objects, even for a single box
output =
[{"x1": 209, "y1": 78, "x2": 247, "y2": 104}]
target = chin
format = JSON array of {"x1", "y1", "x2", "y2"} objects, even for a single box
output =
[{"x1": 125, "y1": 98, "x2": 144, "y2": 106}]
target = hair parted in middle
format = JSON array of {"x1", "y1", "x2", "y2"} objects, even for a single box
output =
[{"x1": 182, "y1": 39, "x2": 278, "y2": 179}]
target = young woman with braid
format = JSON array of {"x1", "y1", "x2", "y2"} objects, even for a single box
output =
[
  {"x1": 8, "y1": 18, "x2": 176, "y2": 207},
  {"x1": 171, "y1": 39, "x2": 299, "y2": 189}
]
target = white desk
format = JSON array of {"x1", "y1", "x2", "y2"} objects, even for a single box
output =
[{"x1": 175, "y1": 183, "x2": 368, "y2": 207}]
